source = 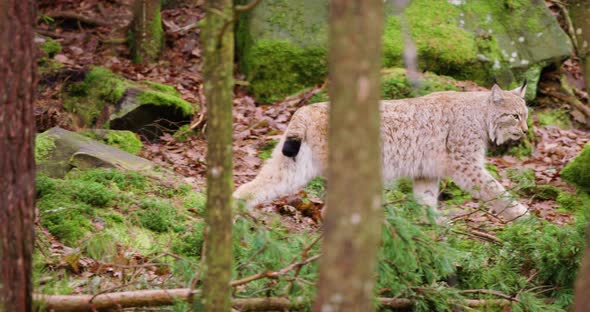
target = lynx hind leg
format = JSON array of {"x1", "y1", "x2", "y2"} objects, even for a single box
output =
[
  {"x1": 233, "y1": 138, "x2": 319, "y2": 209},
  {"x1": 450, "y1": 163, "x2": 528, "y2": 221},
  {"x1": 413, "y1": 177, "x2": 440, "y2": 209}
]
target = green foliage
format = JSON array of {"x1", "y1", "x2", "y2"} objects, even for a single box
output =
[
  {"x1": 136, "y1": 198, "x2": 178, "y2": 232},
  {"x1": 557, "y1": 191, "x2": 590, "y2": 212},
  {"x1": 561, "y1": 143, "x2": 590, "y2": 192},
  {"x1": 67, "y1": 168, "x2": 148, "y2": 191},
  {"x1": 81, "y1": 130, "x2": 143, "y2": 155},
  {"x1": 380, "y1": 68, "x2": 458, "y2": 100},
  {"x1": 64, "y1": 67, "x2": 193, "y2": 127},
  {"x1": 244, "y1": 40, "x2": 327, "y2": 103},
  {"x1": 40, "y1": 39, "x2": 62, "y2": 57},
  {"x1": 172, "y1": 221, "x2": 205, "y2": 257},
  {"x1": 258, "y1": 140, "x2": 278, "y2": 160},
  {"x1": 173, "y1": 124, "x2": 195, "y2": 142},
  {"x1": 305, "y1": 177, "x2": 326, "y2": 198},
  {"x1": 35, "y1": 132, "x2": 56, "y2": 162},
  {"x1": 536, "y1": 109, "x2": 572, "y2": 129}
]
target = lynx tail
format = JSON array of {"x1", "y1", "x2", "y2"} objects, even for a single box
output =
[{"x1": 280, "y1": 108, "x2": 308, "y2": 157}]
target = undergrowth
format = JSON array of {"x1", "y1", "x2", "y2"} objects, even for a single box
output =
[{"x1": 34, "y1": 167, "x2": 588, "y2": 311}]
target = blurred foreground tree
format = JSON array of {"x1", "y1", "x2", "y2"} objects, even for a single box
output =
[
  {"x1": 314, "y1": 1, "x2": 384, "y2": 311},
  {"x1": 568, "y1": 0, "x2": 590, "y2": 92},
  {"x1": 0, "y1": 0, "x2": 37, "y2": 311},
  {"x1": 575, "y1": 225, "x2": 590, "y2": 311},
  {"x1": 130, "y1": 0, "x2": 164, "y2": 63},
  {"x1": 199, "y1": 0, "x2": 234, "y2": 310}
]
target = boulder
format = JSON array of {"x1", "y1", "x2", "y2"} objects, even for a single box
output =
[
  {"x1": 236, "y1": 0, "x2": 572, "y2": 103},
  {"x1": 561, "y1": 143, "x2": 590, "y2": 192},
  {"x1": 36, "y1": 127, "x2": 155, "y2": 178},
  {"x1": 63, "y1": 67, "x2": 195, "y2": 139}
]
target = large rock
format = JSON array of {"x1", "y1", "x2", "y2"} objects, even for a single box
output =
[
  {"x1": 561, "y1": 143, "x2": 590, "y2": 193},
  {"x1": 36, "y1": 127, "x2": 155, "y2": 178},
  {"x1": 236, "y1": 0, "x2": 572, "y2": 103},
  {"x1": 63, "y1": 67, "x2": 195, "y2": 138}
]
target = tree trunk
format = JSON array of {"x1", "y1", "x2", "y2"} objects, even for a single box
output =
[
  {"x1": 314, "y1": 1, "x2": 384, "y2": 311},
  {"x1": 568, "y1": 0, "x2": 590, "y2": 91},
  {"x1": 130, "y1": 0, "x2": 164, "y2": 64},
  {"x1": 200, "y1": 0, "x2": 234, "y2": 311},
  {"x1": 0, "y1": 1, "x2": 37, "y2": 311},
  {"x1": 574, "y1": 225, "x2": 590, "y2": 311}
]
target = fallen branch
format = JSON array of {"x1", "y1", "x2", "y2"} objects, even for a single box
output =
[
  {"x1": 230, "y1": 254, "x2": 321, "y2": 287},
  {"x1": 35, "y1": 290, "x2": 513, "y2": 311},
  {"x1": 45, "y1": 11, "x2": 110, "y2": 27}
]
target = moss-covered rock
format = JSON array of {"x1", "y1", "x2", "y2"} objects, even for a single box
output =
[
  {"x1": 236, "y1": 0, "x2": 571, "y2": 103},
  {"x1": 80, "y1": 129, "x2": 143, "y2": 155},
  {"x1": 35, "y1": 127, "x2": 155, "y2": 178},
  {"x1": 309, "y1": 68, "x2": 459, "y2": 103},
  {"x1": 64, "y1": 67, "x2": 194, "y2": 135},
  {"x1": 562, "y1": 143, "x2": 590, "y2": 192}
]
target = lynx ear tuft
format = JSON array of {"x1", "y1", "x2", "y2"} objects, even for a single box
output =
[
  {"x1": 490, "y1": 84, "x2": 503, "y2": 105},
  {"x1": 511, "y1": 79, "x2": 527, "y2": 98}
]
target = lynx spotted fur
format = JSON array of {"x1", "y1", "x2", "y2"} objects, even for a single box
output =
[{"x1": 234, "y1": 83, "x2": 530, "y2": 221}]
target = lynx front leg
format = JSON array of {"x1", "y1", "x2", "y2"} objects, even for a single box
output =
[
  {"x1": 233, "y1": 141, "x2": 319, "y2": 209},
  {"x1": 413, "y1": 177, "x2": 439, "y2": 209},
  {"x1": 450, "y1": 164, "x2": 528, "y2": 221}
]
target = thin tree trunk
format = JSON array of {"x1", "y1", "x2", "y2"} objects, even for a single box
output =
[
  {"x1": 568, "y1": 0, "x2": 590, "y2": 91},
  {"x1": 575, "y1": 225, "x2": 590, "y2": 311},
  {"x1": 0, "y1": 1, "x2": 37, "y2": 311},
  {"x1": 130, "y1": 0, "x2": 164, "y2": 64},
  {"x1": 314, "y1": 1, "x2": 384, "y2": 311},
  {"x1": 200, "y1": 0, "x2": 234, "y2": 311}
]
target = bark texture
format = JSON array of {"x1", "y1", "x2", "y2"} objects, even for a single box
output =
[
  {"x1": 575, "y1": 226, "x2": 590, "y2": 311},
  {"x1": 200, "y1": 0, "x2": 234, "y2": 310},
  {"x1": 0, "y1": 1, "x2": 37, "y2": 311},
  {"x1": 130, "y1": 0, "x2": 164, "y2": 64},
  {"x1": 568, "y1": 0, "x2": 590, "y2": 91},
  {"x1": 314, "y1": 1, "x2": 384, "y2": 311}
]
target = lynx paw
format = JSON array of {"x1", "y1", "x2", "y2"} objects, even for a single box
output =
[{"x1": 498, "y1": 202, "x2": 529, "y2": 222}]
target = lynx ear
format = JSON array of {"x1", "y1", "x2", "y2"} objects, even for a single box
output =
[
  {"x1": 511, "y1": 79, "x2": 527, "y2": 98},
  {"x1": 490, "y1": 84, "x2": 503, "y2": 105}
]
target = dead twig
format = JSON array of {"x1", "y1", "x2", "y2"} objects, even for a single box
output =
[
  {"x1": 230, "y1": 254, "x2": 321, "y2": 287},
  {"x1": 45, "y1": 11, "x2": 110, "y2": 27}
]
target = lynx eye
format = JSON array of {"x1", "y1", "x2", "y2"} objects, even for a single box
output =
[{"x1": 512, "y1": 114, "x2": 520, "y2": 120}]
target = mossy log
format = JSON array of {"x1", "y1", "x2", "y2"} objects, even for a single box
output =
[
  {"x1": 35, "y1": 127, "x2": 155, "y2": 178},
  {"x1": 64, "y1": 67, "x2": 194, "y2": 138}
]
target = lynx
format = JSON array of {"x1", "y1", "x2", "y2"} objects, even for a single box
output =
[{"x1": 234, "y1": 82, "x2": 530, "y2": 221}]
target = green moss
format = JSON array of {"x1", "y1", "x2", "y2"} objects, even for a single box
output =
[
  {"x1": 396, "y1": 0, "x2": 479, "y2": 75},
  {"x1": 136, "y1": 90, "x2": 193, "y2": 116},
  {"x1": 258, "y1": 140, "x2": 278, "y2": 160},
  {"x1": 536, "y1": 109, "x2": 572, "y2": 129},
  {"x1": 380, "y1": 68, "x2": 458, "y2": 99},
  {"x1": 244, "y1": 40, "x2": 327, "y2": 103},
  {"x1": 143, "y1": 81, "x2": 180, "y2": 96},
  {"x1": 66, "y1": 168, "x2": 148, "y2": 191},
  {"x1": 183, "y1": 191, "x2": 206, "y2": 215},
  {"x1": 561, "y1": 143, "x2": 590, "y2": 192},
  {"x1": 64, "y1": 67, "x2": 193, "y2": 127},
  {"x1": 105, "y1": 131, "x2": 142, "y2": 154},
  {"x1": 135, "y1": 198, "x2": 177, "y2": 232},
  {"x1": 80, "y1": 130, "x2": 143, "y2": 155},
  {"x1": 557, "y1": 191, "x2": 590, "y2": 212},
  {"x1": 40, "y1": 39, "x2": 62, "y2": 58},
  {"x1": 35, "y1": 133, "x2": 56, "y2": 163},
  {"x1": 173, "y1": 124, "x2": 194, "y2": 142},
  {"x1": 171, "y1": 221, "x2": 205, "y2": 257}
]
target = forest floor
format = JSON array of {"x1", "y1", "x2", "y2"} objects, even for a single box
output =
[
  {"x1": 32, "y1": 0, "x2": 590, "y2": 309},
  {"x1": 36, "y1": 0, "x2": 589, "y2": 227}
]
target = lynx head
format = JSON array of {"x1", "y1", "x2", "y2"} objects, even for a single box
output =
[{"x1": 487, "y1": 80, "x2": 529, "y2": 145}]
